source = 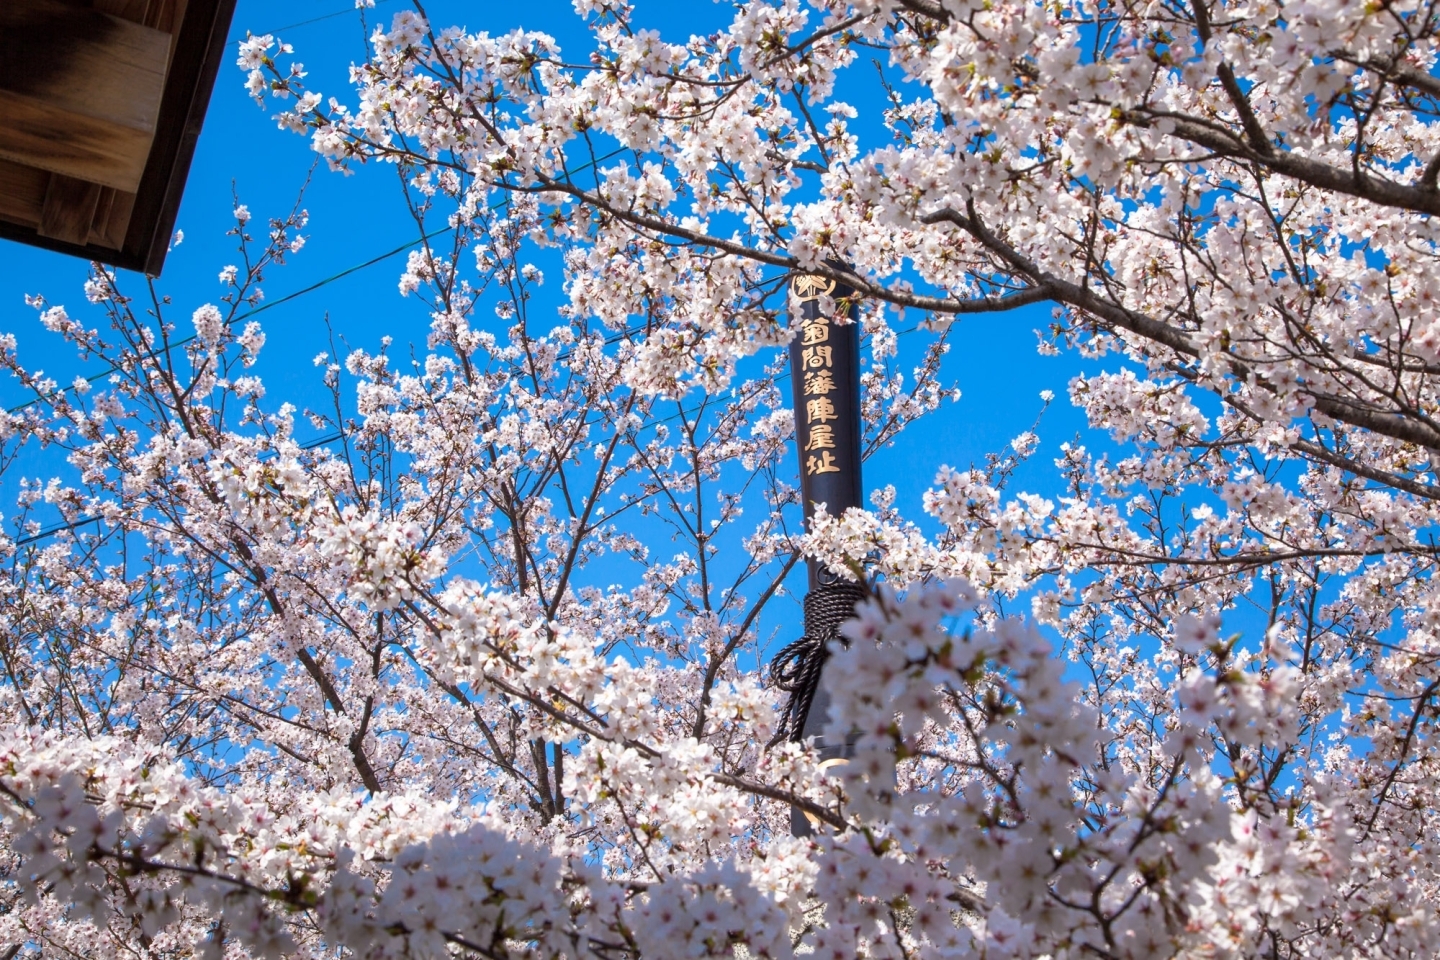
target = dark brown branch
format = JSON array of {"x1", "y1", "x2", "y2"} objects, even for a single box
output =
[
  {"x1": 1124, "y1": 110, "x2": 1440, "y2": 218},
  {"x1": 922, "y1": 205, "x2": 1440, "y2": 452}
]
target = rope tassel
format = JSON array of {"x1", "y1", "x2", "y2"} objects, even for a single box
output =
[{"x1": 768, "y1": 579, "x2": 869, "y2": 748}]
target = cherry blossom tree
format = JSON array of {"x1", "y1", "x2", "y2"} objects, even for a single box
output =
[{"x1": 2, "y1": 0, "x2": 1440, "y2": 956}]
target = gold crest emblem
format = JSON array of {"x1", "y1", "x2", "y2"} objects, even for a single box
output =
[{"x1": 791, "y1": 274, "x2": 837, "y2": 302}]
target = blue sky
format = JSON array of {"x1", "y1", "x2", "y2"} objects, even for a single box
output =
[
  {"x1": 0, "y1": 0, "x2": 1082, "y2": 535},
  {"x1": 0, "y1": 0, "x2": 1117, "y2": 640}
]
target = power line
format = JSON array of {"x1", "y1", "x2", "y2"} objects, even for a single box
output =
[
  {"x1": 5, "y1": 228, "x2": 443, "y2": 416},
  {"x1": 267, "y1": 0, "x2": 402, "y2": 34},
  {"x1": 9, "y1": 146, "x2": 630, "y2": 417}
]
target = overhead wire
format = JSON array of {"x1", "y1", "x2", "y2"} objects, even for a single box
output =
[
  {"x1": 8, "y1": 145, "x2": 630, "y2": 418},
  {"x1": 1, "y1": 127, "x2": 637, "y2": 547},
  {"x1": 268, "y1": 0, "x2": 403, "y2": 34}
]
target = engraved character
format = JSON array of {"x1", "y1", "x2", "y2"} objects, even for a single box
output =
[
  {"x1": 806, "y1": 450, "x2": 841, "y2": 475},
  {"x1": 805, "y1": 397, "x2": 838, "y2": 423},
  {"x1": 804, "y1": 370, "x2": 837, "y2": 395},
  {"x1": 801, "y1": 345, "x2": 833, "y2": 369},
  {"x1": 805, "y1": 424, "x2": 836, "y2": 450}
]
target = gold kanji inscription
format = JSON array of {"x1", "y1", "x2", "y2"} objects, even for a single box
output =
[
  {"x1": 806, "y1": 397, "x2": 838, "y2": 423},
  {"x1": 801, "y1": 345, "x2": 833, "y2": 369},
  {"x1": 805, "y1": 424, "x2": 836, "y2": 450},
  {"x1": 804, "y1": 370, "x2": 836, "y2": 395},
  {"x1": 806, "y1": 450, "x2": 841, "y2": 474}
]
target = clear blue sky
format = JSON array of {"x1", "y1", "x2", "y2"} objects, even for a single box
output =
[{"x1": 0, "y1": 0, "x2": 1081, "y2": 565}]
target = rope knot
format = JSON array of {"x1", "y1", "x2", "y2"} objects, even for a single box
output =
[{"x1": 767, "y1": 579, "x2": 869, "y2": 747}]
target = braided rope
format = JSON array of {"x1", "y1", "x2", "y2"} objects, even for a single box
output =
[{"x1": 767, "y1": 579, "x2": 869, "y2": 747}]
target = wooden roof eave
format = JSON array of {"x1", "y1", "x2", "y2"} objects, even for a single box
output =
[{"x1": 0, "y1": 0, "x2": 240, "y2": 276}]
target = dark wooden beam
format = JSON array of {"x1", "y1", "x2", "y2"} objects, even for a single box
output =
[
  {"x1": 0, "y1": 0, "x2": 169, "y2": 191},
  {"x1": 128, "y1": 0, "x2": 234, "y2": 275},
  {"x1": 93, "y1": 0, "x2": 155, "y2": 21},
  {"x1": 39, "y1": 175, "x2": 103, "y2": 245},
  {"x1": 0, "y1": 159, "x2": 48, "y2": 230},
  {"x1": 0, "y1": 0, "x2": 238, "y2": 274}
]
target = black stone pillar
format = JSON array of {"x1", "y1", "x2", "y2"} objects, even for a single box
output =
[
  {"x1": 789, "y1": 271, "x2": 865, "y2": 591},
  {"x1": 775, "y1": 268, "x2": 866, "y2": 836}
]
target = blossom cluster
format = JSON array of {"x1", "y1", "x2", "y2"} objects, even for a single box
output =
[
  {"x1": 3, "y1": 0, "x2": 1440, "y2": 954},
  {"x1": 3, "y1": 577, "x2": 1428, "y2": 959}
]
